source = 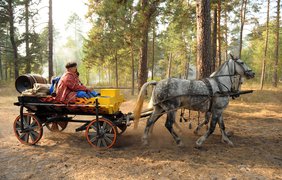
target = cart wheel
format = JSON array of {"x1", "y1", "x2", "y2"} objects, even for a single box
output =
[
  {"x1": 46, "y1": 121, "x2": 68, "y2": 132},
  {"x1": 13, "y1": 113, "x2": 43, "y2": 145},
  {"x1": 116, "y1": 124, "x2": 127, "y2": 135},
  {"x1": 85, "y1": 118, "x2": 117, "y2": 149}
]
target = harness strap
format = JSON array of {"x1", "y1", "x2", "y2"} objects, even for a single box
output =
[
  {"x1": 202, "y1": 78, "x2": 213, "y2": 96},
  {"x1": 214, "y1": 77, "x2": 224, "y2": 92},
  {"x1": 202, "y1": 78, "x2": 213, "y2": 112}
]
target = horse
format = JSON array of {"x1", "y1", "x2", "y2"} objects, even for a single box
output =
[
  {"x1": 133, "y1": 57, "x2": 255, "y2": 147},
  {"x1": 147, "y1": 70, "x2": 243, "y2": 136}
]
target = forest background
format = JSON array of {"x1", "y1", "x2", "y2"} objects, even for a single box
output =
[{"x1": 0, "y1": 0, "x2": 281, "y2": 94}]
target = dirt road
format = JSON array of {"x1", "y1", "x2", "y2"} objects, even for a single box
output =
[{"x1": 0, "y1": 87, "x2": 281, "y2": 179}]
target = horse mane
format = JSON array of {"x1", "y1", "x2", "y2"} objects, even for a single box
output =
[{"x1": 210, "y1": 59, "x2": 231, "y2": 77}]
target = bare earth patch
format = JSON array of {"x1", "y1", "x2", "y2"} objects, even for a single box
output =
[{"x1": 0, "y1": 87, "x2": 281, "y2": 179}]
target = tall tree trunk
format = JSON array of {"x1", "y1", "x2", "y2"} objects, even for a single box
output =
[
  {"x1": 224, "y1": 2, "x2": 228, "y2": 61},
  {"x1": 184, "y1": 51, "x2": 191, "y2": 80},
  {"x1": 239, "y1": 0, "x2": 247, "y2": 59},
  {"x1": 9, "y1": 56, "x2": 12, "y2": 80},
  {"x1": 211, "y1": 8, "x2": 217, "y2": 72},
  {"x1": 0, "y1": 47, "x2": 2, "y2": 80},
  {"x1": 5, "y1": 28, "x2": 8, "y2": 81},
  {"x1": 5, "y1": 56, "x2": 8, "y2": 81},
  {"x1": 183, "y1": 34, "x2": 191, "y2": 80},
  {"x1": 151, "y1": 24, "x2": 155, "y2": 80},
  {"x1": 260, "y1": 0, "x2": 270, "y2": 90},
  {"x1": 48, "y1": 0, "x2": 53, "y2": 82},
  {"x1": 196, "y1": 0, "x2": 211, "y2": 79},
  {"x1": 25, "y1": 0, "x2": 31, "y2": 73},
  {"x1": 115, "y1": 51, "x2": 118, "y2": 88},
  {"x1": 272, "y1": 0, "x2": 280, "y2": 87},
  {"x1": 137, "y1": 0, "x2": 160, "y2": 91},
  {"x1": 217, "y1": 0, "x2": 222, "y2": 67},
  {"x1": 138, "y1": 26, "x2": 149, "y2": 91},
  {"x1": 184, "y1": 45, "x2": 192, "y2": 80},
  {"x1": 138, "y1": 0, "x2": 149, "y2": 91},
  {"x1": 167, "y1": 52, "x2": 172, "y2": 78},
  {"x1": 130, "y1": 41, "x2": 135, "y2": 95},
  {"x1": 8, "y1": 0, "x2": 19, "y2": 79}
]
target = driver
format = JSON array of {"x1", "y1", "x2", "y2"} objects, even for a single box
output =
[{"x1": 55, "y1": 62, "x2": 97, "y2": 103}]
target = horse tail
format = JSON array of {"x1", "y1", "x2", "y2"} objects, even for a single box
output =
[{"x1": 133, "y1": 81, "x2": 157, "y2": 129}]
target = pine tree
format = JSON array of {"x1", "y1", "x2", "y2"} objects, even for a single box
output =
[
  {"x1": 272, "y1": 0, "x2": 280, "y2": 87},
  {"x1": 48, "y1": 0, "x2": 53, "y2": 82},
  {"x1": 7, "y1": 0, "x2": 19, "y2": 79},
  {"x1": 260, "y1": 0, "x2": 270, "y2": 90},
  {"x1": 196, "y1": 0, "x2": 211, "y2": 79}
]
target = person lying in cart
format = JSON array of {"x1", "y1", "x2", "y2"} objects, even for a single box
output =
[{"x1": 55, "y1": 61, "x2": 99, "y2": 103}]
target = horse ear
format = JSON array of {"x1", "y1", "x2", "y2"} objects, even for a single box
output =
[{"x1": 229, "y1": 53, "x2": 235, "y2": 60}]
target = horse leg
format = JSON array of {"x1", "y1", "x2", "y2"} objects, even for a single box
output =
[
  {"x1": 149, "y1": 123, "x2": 155, "y2": 135},
  {"x1": 165, "y1": 111, "x2": 183, "y2": 146},
  {"x1": 142, "y1": 107, "x2": 163, "y2": 145},
  {"x1": 218, "y1": 115, "x2": 234, "y2": 146},
  {"x1": 195, "y1": 112, "x2": 218, "y2": 147},
  {"x1": 194, "y1": 112, "x2": 211, "y2": 135}
]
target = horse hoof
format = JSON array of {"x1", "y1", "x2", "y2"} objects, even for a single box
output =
[
  {"x1": 142, "y1": 139, "x2": 149, "y2": 146},
  {"x1": 177, "y1": 141, "x2": 184, "y2": 147},
  {"x1": 221, "y1": 138, "x2": 234, "y2": 147},
  {"x1": 195, "y1": 142, "x2": 202, "y2": 148},
  {"x1": 228, "y1": 141, "x2": 234, "y2": 147},
  {"x1": 226, "y1": 131, "x2": 234, "y2": 137},
  {"x1": 196, "y1": 137, "x2": 205, "y2": 147}
]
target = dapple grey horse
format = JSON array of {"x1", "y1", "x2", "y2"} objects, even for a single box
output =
[{"x1": 133, "y1": 58, "x2": 255, "y2": 147}]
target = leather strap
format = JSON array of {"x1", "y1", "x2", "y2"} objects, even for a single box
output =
[{"x1": 202, "y1": 78, "x2": 213, "y2": 112}]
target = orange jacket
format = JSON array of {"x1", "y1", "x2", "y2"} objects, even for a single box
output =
[{"x1": 55, "y1": 71, "x2": 88, "y2": 103}]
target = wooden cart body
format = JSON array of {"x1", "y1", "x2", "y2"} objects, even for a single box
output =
[{"x1": 13, "y1": 89, "x2": 136, "y2": 149}]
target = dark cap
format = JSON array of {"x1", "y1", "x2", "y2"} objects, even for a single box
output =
[{"x1": 65, "y1": 62, "x2": 77, "y2": 69}]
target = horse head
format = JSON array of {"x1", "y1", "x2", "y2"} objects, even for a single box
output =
[
  {"x1": 230, "y1": 55, "x2": 255, "y2": 79},
  {"x1": 211, "y1": 54, "x2": 255, "y2": 92}
]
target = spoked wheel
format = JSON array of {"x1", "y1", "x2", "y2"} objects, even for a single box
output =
[
  {"x1": 13, "y1": 113, "x2": 43, "y2": 145},
  {"x1": 116, "y1": 124, "x2": 127, "y2": 135},
  {"x1": 46, "y1": 121, "x2": 68, "y2": 132},
  {"x1": 85, "y1": 118, "x2": 117, "y2": 149}
]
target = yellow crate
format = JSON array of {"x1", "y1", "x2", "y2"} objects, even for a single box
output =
[
  {"x1": 75, "y1": 89, "x2": 124, "y2": 114},
  {"x1": 99, "y1": 89, "x2": 124, "y2": 114},
  {"x1": 100, "y1": 89, "x2": 121, "y2": 97}
]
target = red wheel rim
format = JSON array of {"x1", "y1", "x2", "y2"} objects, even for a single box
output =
[
  {"x1": 85, "y1": 118, "x2": 117, "y2": 149},
  {"x1": 13, "y1": 113, "x2": 43, "y2": 145}
]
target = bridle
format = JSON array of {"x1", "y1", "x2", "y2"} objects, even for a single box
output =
[{"x1": 212, "y1": 59, "x2": 249, "y2": 93}]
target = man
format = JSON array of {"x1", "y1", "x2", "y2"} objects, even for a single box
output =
[{"x1": 55, "y1": 62, "x2": 96, "y2": 103}]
